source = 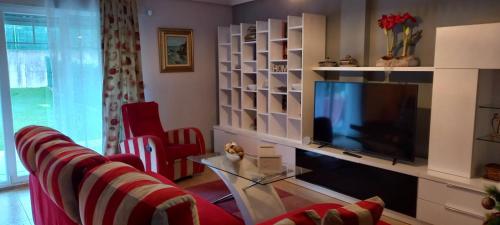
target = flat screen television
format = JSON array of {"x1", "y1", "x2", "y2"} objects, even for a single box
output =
[{"x1": 313, "y1": 81, "x2": 419, "y2": 162}]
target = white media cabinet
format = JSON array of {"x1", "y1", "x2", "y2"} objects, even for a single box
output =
[{"x1": 216, "y1": 20, "x2": 500, "y2": 225}]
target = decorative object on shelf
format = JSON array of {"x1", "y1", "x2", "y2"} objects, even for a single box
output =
[
  {"x1": 244, "y1": 25, "x2": 256, "y2": 42},
  {"x1": 257, "y1": 146, "x2": 283, "y2": 174},
  {"x1": 376, "y1": 13, "x2": 421, "y2": 67},
  {"x1": 224, "y1": 141, "x2": 245, "y2": 162},
  {"x1": 247, "y1": 84, "x2": 257, "y2": 91},
  {"x1": 338, "y1": 55, "x2": 359, "y2": 67},
  {"x1": 271, "y1": 64, "x2": 287, "y2": 73},
  {"x1": 291, "y1": 83, "x2": 302, "y2": 91},
  {"x1": 158, "y1": 28, "x2": 194, "y2": 72},
  {"x1": 481, "y1": 186, "x2": 500, "y2": 225},
  {"x1": 491, "y1": 113, "x2": 500, "y2": 138},
  {"x1": 235, "y1": 64, "x2": 241, "y2": 70},
  {"x1": 318, "y1": 57, "x2": 337, "y2": 67},
  {"x1": 485, "y1": 163, "x2": 500, "y2": 181}
]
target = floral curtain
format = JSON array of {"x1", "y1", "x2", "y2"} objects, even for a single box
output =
[{"x1": 101, "y1": 0, "x2": 144, "y2": 155}]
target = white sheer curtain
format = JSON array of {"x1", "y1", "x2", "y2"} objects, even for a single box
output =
[{"x1": 45, "y1": 0, "x2": 103, "y2": 152}]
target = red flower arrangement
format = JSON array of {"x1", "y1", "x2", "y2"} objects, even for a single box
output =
[{"x1": 378, "y1": 13, "x2": 417, "y2": 58}]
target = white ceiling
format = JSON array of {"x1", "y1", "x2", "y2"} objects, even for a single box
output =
[{"x1": 192, "y1": 0, "x2": 254, "y2": 6}]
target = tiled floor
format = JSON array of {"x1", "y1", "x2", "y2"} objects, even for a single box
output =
[
  {"x1": 0, "y1": 185, "x2": 33, "y2": 225},
  {"x1": 0, "y1": 171, "x2": 408, "y2": 225}
]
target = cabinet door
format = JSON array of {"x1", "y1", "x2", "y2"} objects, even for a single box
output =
[
  {"x1": 213, "y1": 128, "x2": 236, "y2": 153},
  {"x1": 428, "y1": 69, "x2": 479, "y2": 178}
]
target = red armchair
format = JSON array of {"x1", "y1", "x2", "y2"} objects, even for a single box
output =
[{"x1": 120, "y1": 101, "x2": 205, "y2": 180}]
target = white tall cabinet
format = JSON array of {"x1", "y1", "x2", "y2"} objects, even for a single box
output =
[{"x1": 428, "y1": 23, "x2": 500, "y2": 179}]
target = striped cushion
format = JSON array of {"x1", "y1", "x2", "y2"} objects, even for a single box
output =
[
  {"x1": 322, "y1": 197, "x2": 385, "y2": 225},
  {"x1": 15, "y1": 126, "x2": 73, "y2": 173},
  {"x1": 79, "y1": 162, "x2": 200, "y2": 225},
  {"x1": 273, "y1": 210, "x2": 321, "y2": 225},
  {"x1": 36, "y1": 142, "x2": 107, "y2": 223}
]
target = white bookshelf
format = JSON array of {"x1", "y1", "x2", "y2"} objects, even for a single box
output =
[{"x1": 217, "y1": 13, "x2": 326, "y2": 141}]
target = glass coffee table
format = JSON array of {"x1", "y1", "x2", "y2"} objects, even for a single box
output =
[{"x1": 188, "y1": 153, "x2": 310, "y2": 225}]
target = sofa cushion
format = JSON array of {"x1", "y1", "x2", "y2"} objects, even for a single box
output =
[
  {"x1": 36, "y1": 142, "x2": 107, "y2": 223},
  {"x1": 260, "y1": 201, "x2": 388, "y2": 225},
  {"x1": 321, "y1": 197, "x2": 385, "y2": 225},
  {"x1": 146, "y1": 171, "x2": 244, "y2": 225},
  {"x1": 79, "y1": 162, "x2": 200, "y2": 225},
  {"x1": 272, "y1": 210, "x2": 321, "y2": 225},
  {"x1": 15, "y1": 126, "x2": 73, "y2": 173}
]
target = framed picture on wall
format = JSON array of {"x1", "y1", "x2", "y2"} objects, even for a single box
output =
[{"x1": 158, "y1": 28, "x2": 194, "y2": 73}]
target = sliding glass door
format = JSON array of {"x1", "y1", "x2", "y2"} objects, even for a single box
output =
[{"x1": 0, "y1": 4, "x2": 103, "y2": 188}]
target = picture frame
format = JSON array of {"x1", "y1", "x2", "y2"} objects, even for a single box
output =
[{"x1": 158, "y1": 28, "x2": 194, "y2": 73}]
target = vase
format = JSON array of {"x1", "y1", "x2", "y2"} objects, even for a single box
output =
[
  {"x1": 375, "y1": 56, "x2": 394, "y2": 67},
  {"x1": 393, "y1": 55, "x2": 420, "y2": 67},
  {"x1": 375, "y1": 55, "x2": 420, "y2": 67}
]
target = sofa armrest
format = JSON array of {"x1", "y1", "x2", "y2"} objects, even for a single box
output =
[
  {"x1": 164, "y1": 127, "x2": 206, "y2": 155},
  {"x1": 106, "y1": 154, "x2": 145, "y2": 171},
  {"x1": 119, "y1": 135, "x2": 167, "y2": 173}
]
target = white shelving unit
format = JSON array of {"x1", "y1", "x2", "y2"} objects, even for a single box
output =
[{"x1": 218, "y1": 13, "x2": 326, "y2": 141}]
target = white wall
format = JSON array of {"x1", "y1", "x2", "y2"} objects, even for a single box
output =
[{"x1": 137, "y1": 0, "x2": 232, "y2": 150}]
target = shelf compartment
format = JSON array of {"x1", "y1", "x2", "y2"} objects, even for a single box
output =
[
  {"x1": 257, "y1": 70, "x2": 269, "y2": 90},
  {"x1": 242, "y1": 109, "x2": 257, "y2": 131},
  {"x1": 231, "y1": 71, "x2": 241, "y2": 87},
  {"x1": 288, "y1": 70, "x2": 302, "y2": 92},
  {"x1": 287, "y1": 91, "x2": 302, "y2": 118},
  {"x1": 257, "y1": 113, "x2": 269, "y2": 133},
  {"x1": 287, "y1": 118, "x2": 302, "y2": 140},
  {"x1": 288, "y1": 27, "x2": 302, "y2": 50},
  {"x1": 269, "y1": 113, "x2": 287, "y2": 138},
  {"x1": 270, "y1": 40, "x2": 288, "y2": 61},
  {"x1": 242, "y1": 61, "x2": 257, "y2": 73},
  {"x1": 219, "y1": 105, "x2": 232, "y2": 127},
  {"x1": 288, "y1": 15, "x2": 302, "y2": 29},
  {"x1": 242, "y1": 91, "x2": 257, "y2": 110},
  {"x1": 256, "y1": 20, "x2": 269, "y2": 33},
  {"x1": 218, "y1": 26, "x2": 231, "y2": 44},
  {"x1": 219, "y1": 72, "x2": 231, "y2": 90},
  {"x1": 257, "y1": 51, "x2": 268, "y2": 70},
  {"x1": 257, "y1": 32, "x2": 268, "y2": 52},
  {"x1": 270, "y1": 72, "x2": 287, "y2": 93},
  {"x1": 269, "y1": 19, "x2": 287, "y2": 40},
  {"x1": 231, "y1": 110, "x2": 242, "y2": 128},
  {"x1": 257, "y1": 90, "x2": 269, "y2": 113},
  {"x1": 232, "y1": 89, "x2": 241, "y2": 109},
  {"x1": 270, "y1": 93, "x2": 287, "y2": 114},
  {"x1": 219, "y1": 89, "x2": 232, "y2": 106},
  {"x1": 218, "y1": 44, "x2": 231, "y2": 62},
  {"x1": 288, "y1": 50, "x2": 302, "y2": 70}
]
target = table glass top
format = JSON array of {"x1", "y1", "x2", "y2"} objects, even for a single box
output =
[{"x1": 188, "y1": 152, "x2": 310, "y2": 185}]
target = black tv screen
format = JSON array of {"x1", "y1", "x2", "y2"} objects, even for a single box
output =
[{"x1": 313, "y1": 82, "x2": 419, "y2": 162}]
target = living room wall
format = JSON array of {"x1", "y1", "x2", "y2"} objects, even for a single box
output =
[
  {"x1": 233, "y1": 0, "x2": 500, "y2": 66},
  {"x1": 137, "y1": 0, "x2": 232, "y2": 150}
]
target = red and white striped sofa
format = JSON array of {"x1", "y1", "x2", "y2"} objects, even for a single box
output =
[
  {"x1": 15, "y1": 126, "x2": 390, "y2": 225},
  {"x1": 121, "y1": 102, "x2": 205, "y2": 181}
]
